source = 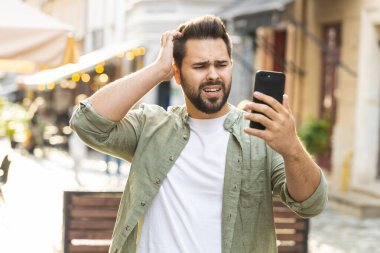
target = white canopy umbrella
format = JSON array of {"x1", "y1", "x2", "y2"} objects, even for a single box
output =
[{"x1": 0, "y1": 1, "x2": 74, "y2": 68}]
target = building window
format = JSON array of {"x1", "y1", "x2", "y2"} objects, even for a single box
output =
[{"x1": 92, "y1": 29, "x2": 104, "y2": 50}]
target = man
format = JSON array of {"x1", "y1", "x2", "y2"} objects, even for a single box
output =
[{"x1": 70, "y1": 15, "x2": 327, "y2": 253}]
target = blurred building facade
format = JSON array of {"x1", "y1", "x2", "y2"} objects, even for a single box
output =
[
  {"x1": 20, "y1": 0, "x2": 380, "y2": 204},
  {"x1": 221, "y1": 0, "x2": 380, "y2": 203}
]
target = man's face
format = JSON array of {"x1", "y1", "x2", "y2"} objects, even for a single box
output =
[{"x1": 176, "y1": 38, "x2": 232, "y2": 117}]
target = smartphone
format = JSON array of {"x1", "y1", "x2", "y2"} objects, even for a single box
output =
[{"x1": 249, "y1": 70, "x2": 286, "y2": 130}]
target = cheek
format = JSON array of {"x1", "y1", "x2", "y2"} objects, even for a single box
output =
[
  {"x1": 219, "y1": 69, "x2": 232, "y2": 82},
  {"x1": 185, "y1": 71, "x2": 205, "y2": 85}
]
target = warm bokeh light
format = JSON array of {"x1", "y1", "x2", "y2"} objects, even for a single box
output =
[
  {"x1": 99, "y1": 73, "x2": 109, "y2": 83},
  {"x1": 90, "y1": 83, "x2": 99, "y2": 91},
  {"x1": 126, "y1": 51, "x2": 135, "y2": 60},
  {"x1": 47, "y1": 82, "x2": 55, "y2": 90},
  {"x1": 95, "y1": 64, "x2": 104, "y2": 74},
  {"x1": 135, "y1": 47, "x2": 146, "y2": 56},
  {"x1": 37, "y1": 84, "x2": 45, "y2": 91},
  {"x1": 60, "y1": 80, "x2": 69, "y2": 89},
  {"x1": 68, "y1": 80, "x2": 77, "y2": 89},
  {"x1": 71, "y1": 73, "x2": 80, "y2": 82},
  {"x1": 81, "y1": 73, "x2": 91, "y2": 83}
]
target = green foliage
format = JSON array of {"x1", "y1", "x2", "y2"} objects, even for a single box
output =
[
  {"x1": 299, "y1": 117, "x2": 330, "y2": 156},
  {"x1": 0, "y1": 97, "x2": 28, "y2": 139}
]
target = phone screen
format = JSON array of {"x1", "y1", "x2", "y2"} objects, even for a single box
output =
[{"x1": 250, "y1": 70, "x2": 286, "y2": 130}]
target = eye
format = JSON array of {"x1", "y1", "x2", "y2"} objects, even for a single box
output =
[{"x1": 216, "y1": 62, "x2": 228, "y2": 68}]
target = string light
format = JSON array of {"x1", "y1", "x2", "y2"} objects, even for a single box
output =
[
  {"x1": 71, "y1": 73, "x2": 80, "y2": 82},
  {"x1": 126, "y1": 51, "x2": 135, "y2": 60},
  {"x1": 47, "y1": 83, "x2": 56, "y2": 90},
  {"x1": 95, "y1": 64, "x2": 104, "y2": 74},
  {"x1": 91, "y1": 83, "x2": 99, "y2": 91},
  {"x1": 81, "y1": 73, "x2": 91, "y2": 83},
  {"x1": 60, "y1": 80, "x2": 69, "y2": 88},
  {"x1": 38, "y1": 84, "x2": 45, "y2": 91},
  {"x1": 135, "y1": 47, "x2": 146, "y2": 56},
  {"x1": 68, "y1": 81, "x2": 77, "y2": 89},
  {"x1": 99, "y1": 73, "x2": 109, "y2": 83}
]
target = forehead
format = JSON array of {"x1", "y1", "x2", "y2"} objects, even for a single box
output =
[{"x1": 182, "y1": 38, "x2": 230, "y2": 64}]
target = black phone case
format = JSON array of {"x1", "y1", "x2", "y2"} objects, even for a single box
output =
[{"x1": 250, "y1": 70, "x2": 286, "y2": 130}]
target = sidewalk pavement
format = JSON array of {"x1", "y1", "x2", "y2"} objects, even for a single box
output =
[{"x1": 1, "y1": 138, "x2": 380, "y2": 253}]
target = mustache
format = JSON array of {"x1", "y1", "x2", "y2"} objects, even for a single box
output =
[{"x1": 199, "y1": 80, "x2": 225, "y2": 89}]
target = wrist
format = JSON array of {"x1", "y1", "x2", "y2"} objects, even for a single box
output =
[
  {"x1": 152, "y1": 60, "x2": 173, "y2": 82},
  {"x1": 282, "y1": 138, "x2": 305, "y2": 160}
]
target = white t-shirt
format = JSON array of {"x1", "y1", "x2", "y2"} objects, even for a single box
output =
[{"x1": 137, "y1": 114, "x2": 230, "y2": 253}]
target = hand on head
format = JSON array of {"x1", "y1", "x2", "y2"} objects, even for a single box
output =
[{"x1": 156, "y1": 31, "x2": 182, "y2": 81}]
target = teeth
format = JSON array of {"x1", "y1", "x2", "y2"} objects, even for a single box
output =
[{"x1": 204, "y1": 88, "x2": 220, "y2": 92}]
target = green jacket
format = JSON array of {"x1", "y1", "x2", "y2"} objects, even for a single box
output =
[{"x1": 70, "y1": 101, "x2": 328, "y2": 253}]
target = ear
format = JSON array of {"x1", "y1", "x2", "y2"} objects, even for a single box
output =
[{"x1": 173, "y1": 64, "x2": 181, "y2": 85}]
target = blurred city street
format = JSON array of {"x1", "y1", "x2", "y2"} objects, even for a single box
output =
[
  {"x1": 1, "y1": 138, "x2": 380, "y2": 253},
  {"x1": 1, "y1": 0, "x2": 380, "y2": 252}
]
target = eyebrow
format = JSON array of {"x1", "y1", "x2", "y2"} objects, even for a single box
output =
[
  {"x1": 191, "y1": 61, "x2": 209, "y2": 67},
  {"x1": 191, "y1": 60, "x2": 228, "y2": 67}
]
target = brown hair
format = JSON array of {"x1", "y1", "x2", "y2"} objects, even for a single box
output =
[{"x1": 173, "y1": 15, "x2": 232, "y2": 69}]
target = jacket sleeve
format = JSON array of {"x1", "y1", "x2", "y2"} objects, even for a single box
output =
[
  {"x1": 270, "y1": 148, "x2": 328, "y2": 218},
  {"x1": 69, "y1": 100, "x2": 144, "y2": 162}
]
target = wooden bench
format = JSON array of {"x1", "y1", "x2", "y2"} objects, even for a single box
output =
[
  {"x1": 273, "y1": 198, "x2": 309, "y2": 253},
  {"x1": 62, "y1": 191, "x2": 123, "y2": 253},
  {"x1": 63, "y1": 192, "x2": 309, "y2": 253}
]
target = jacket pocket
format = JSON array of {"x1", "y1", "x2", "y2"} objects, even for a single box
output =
[{"x1": 241, "y1": 158, "x2": 265, "y2": 207}]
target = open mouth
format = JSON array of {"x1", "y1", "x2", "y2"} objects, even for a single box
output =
[{"x1": 203, "y1": 87, "x2": 222, "y2": 93}]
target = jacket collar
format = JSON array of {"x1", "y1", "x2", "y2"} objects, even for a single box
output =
[{"x1": 168, "y1": 103, "x2": 242, "y2": 131}]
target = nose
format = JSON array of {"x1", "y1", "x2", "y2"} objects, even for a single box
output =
[{"x1": 206, "y1": 66, "x2": 219, "y2": 81}]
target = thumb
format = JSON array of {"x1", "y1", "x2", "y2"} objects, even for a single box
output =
[{"x1": 283, "y1": 94, "x2": 292, "y2": 112}]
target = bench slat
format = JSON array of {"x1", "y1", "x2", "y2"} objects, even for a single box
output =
[
  {"x1": 70, "y1": 220, "x2": 116, "y2": 230},
  {"x1": 277, "y1": 244, "x2": 305, "y2": 252},
  {"x1": 68, "y1": 230, "x2": 113, "y2": 240},
  {"x1": 71, "y1": 195, "x2": 121, "y2": 207},
  {"x1": 68, "y1": 245, "x2": 109, "y2": 253},
  {"x1": 69, "y1": 208, "x2": 118, "y2": 219},
  {"x1": 276, "y1": 233, "x2": 306, "y2": 242}
]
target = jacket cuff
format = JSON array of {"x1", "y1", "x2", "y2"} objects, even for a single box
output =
[
  {"x1": 283, "y1": 169, "x2": 328, "y2": 213},
  {"x1": 72, "y1": 100, "x2": 117, "y2": 133}
]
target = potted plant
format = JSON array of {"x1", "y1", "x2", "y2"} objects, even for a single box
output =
[{"x1": 298, "y1": 117, "x2": 330, "y2": 156}]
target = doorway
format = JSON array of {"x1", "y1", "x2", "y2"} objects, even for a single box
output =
[{"x1": 318, "y1": 23, "x2": 341, "y2": 171}]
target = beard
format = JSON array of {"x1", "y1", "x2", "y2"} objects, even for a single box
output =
[{"x1": 180, "y1": 73, "x2": 231, "y2": 114}]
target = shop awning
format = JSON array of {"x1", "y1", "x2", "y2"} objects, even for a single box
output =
[
  {"x1": 0, "y1": 1, "x2": 74, "y2": 69},
  {"x1": 218, "y1": 0, "x2": 293, "y2": 34},
  {"x1": 219, "y1": 0, "x2": 293, "y2": 20},
  {"x1": 22, "y1": 42, "x2": 139, "y2": 87}
]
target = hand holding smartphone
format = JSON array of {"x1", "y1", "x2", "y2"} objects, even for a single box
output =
[{"x1": 249, "y1": 70, "x2": 286, "y2": 130}]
